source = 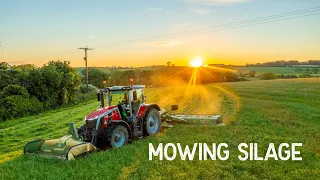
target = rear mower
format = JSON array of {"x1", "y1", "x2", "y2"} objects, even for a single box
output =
[{"x1": 24, "y1": 85, "x2": 223, "y2": 160}]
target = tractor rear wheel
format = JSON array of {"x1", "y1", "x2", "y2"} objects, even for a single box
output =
[
  {"x1": 107, "y1": 125, "x2": 129, "y2": 148},
  {"x1": 144, "y1": 109, "x2": 161, "y2": 136}
]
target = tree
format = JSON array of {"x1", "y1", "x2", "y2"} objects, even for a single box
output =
[
  {"x1": 295, "y1": 67, "x2": 303, "y2": 73},
  {"x1": 1, "y1": 85, "x2": 29, "y2": 98},
  {"x1": 123, "y1": 70, "x2": 136, "y2": 83},
  {"x1": 0, "y1": 95, "x2": 30, "y2": 119},
  {"x1": 224, "y1": 72, "x2": 239, "y2": 82},
  {"x1": 312, "y1": 68, "x2": 319, "y2": 74},
  {"x1": 46, "y1": 60, "x2": 81, "y2": 105},
  {"x1": 0, "y1": 95, "x2": 43, "y2": 120},
  {"x1": 305, "y1": 69, "x2": 311, "y2": 74},
  {"x1": 0, "y1": 70, "x2": 20, "y2": 90},
  {"x1": 259, "y1": 73, "x2": 277, "y2": 80},
  {"x1": 109, "y1": 70, "x2": 123, "y2": 86},
  {"x1": 81, "y1": 68, "x2": 110, "y2": 88},
  {"x1": 12, "y1": 64, "x2": 36, "y2": 71},
  {"x1": 0, "y1": 62, "x2": 10, "y2": 70},
  {"x1": 167, "y1": 61, "x2": 171, "y2": 66},
  {"x1": 25, "y1": 66, "x2": 61, "y2": 109},
  {"x1": 0, "y1": 85, "x2": 43, "y2": 120},
  {"x1": 21, "y1": 60, "x2": 80, "y2": 108}
]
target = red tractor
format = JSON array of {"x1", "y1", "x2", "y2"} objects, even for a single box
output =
[
  {"x1": 24, "y1": 85, "x2": 221, "y2": 160},
  {"x1": 78, "y1": 85, "x2": 163, "y2": 148}
]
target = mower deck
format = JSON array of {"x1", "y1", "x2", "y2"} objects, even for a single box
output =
[{"x1": 162, "y1": 113, "x2": 223, "y2": 126}]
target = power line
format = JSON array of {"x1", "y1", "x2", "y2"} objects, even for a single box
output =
[
  {"x1": 78, "y1": 47, "x2": 93, "y2": 93},
  {"x1": 98, "y1": 9, "x2": 320, "y2": 49},
  {"x1": 96, "y1": 7, "x2": 320, "y2": 47},
  {"x1": 21, "y1": 7, "x2": 320, "y2": 62},
  {"x1": 0, "y1": 42, "x2": 4, "y2": 61}
]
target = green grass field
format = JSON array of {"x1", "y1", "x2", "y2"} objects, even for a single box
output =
[{"x1": 1, "y1": 78, "x2": 320, "y2": 179}]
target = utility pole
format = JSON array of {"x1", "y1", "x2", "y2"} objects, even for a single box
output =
[
  {"x1": 0, "y1": 42, "x2": 2, "y2": 61},
  {"x1": 78, "y1": 47, "x2": 93, "y2": 93}
]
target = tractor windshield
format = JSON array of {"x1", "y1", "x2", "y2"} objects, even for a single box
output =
[{"x1": 108, "y1": 90, "x2": 128, "y2": 106}]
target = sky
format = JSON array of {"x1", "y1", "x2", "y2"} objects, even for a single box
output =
[{"x1": 0, "y1": 0, "x2": 320, "y2": 67}]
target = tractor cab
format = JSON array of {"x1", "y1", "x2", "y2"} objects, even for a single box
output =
[{"x1": 97, "y1": 85, "x2": 146, "y2": 119}]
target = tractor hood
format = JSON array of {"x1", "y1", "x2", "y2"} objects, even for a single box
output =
[{"x1": 85, "y1": 105, "x2": 118, "y2": 121}]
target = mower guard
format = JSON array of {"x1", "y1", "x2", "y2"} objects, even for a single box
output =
[
  {"x1": 161, "y1": 109, "x2": 223, "y2": 127},
  {"x1": 24, "y1": 123, "x2": 96, "y2": 160}
]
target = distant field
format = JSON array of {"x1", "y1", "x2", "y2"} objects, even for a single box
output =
[
  {"x1": 1, "y1": 79, "x2": 320, "y2": 179},
  {"x1": 233, "y1": 66, "x2": 299, "y2": 75}
]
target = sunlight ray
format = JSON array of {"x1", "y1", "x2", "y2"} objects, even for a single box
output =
[{"x1": 205, "y1": 66, "x2": 238, "y2": 73}]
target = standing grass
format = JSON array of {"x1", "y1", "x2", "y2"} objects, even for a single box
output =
[
  {"x1": 234, "y1": 66, "x2": 299, "y2": 75},
  {"x1": 0, "y1": 78, "x2": 320, "y2": 179}
]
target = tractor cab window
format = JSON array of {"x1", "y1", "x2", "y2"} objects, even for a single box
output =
[
  {"x1": 108, "y1": 90, "x2": 128, "y2": 106},
  {"x1": 132, "y1": 89, "x2": 144, "y2": 115},
  {"x1": 108, "y1": 90, "x2": 131, "y2": 119}
]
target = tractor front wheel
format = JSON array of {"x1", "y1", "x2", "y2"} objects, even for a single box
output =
[
  {"x1": 107, "y1": 125, "x2": 129, "y2": 148},
  {"x1": 144, "y1": 109, "x2": 161, "y2": 136}
]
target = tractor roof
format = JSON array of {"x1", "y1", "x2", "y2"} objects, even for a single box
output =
[{"x1": 103, "y1": 85, "x2": 145, "y2": 92}]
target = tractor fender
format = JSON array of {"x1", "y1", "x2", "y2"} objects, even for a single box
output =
[
  {"x1": 108, "y1": 120, "x2": 132, "y2": 138},
  {"x1": 137, "y1": 104, "x2": 161, "y2": 119}
]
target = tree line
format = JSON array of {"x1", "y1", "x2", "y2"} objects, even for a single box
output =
[
  {"x1": 0, "y1": 61, "x2": 94, "y2": 120},
  {"x1": 246, "y1": 60, "x2": 320, "y2": 67}
]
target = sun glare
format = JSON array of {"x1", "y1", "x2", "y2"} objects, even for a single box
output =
[{"x1": 190, "y1": 57, "x2": 204, "y2": 67}]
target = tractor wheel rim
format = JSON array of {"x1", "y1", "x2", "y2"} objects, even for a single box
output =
[
  {"x1": 114, "y1": 131, "x2": 125, "y2": 147},
  {"x1": 148, "y1": 115, "x2": 159, "y2": 134}
]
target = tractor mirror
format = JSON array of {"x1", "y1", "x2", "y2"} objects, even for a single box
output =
[
  {"x1": 133, "y1": 91, "x2": 137, "y2": 101},
  {"x1": 97, "y1": 93, "x2": 100, "y2": 101},
  {"x1": 171, "y1": 105, "x2": 178, "y2": 110}
]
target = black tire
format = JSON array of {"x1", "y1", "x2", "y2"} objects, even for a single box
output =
[
  {"x1": 106, "y1": 125, "x2": 129, "y2": 148},
  {"x1": 144, "y1": 109, "x2": 161, "y2": 136}
]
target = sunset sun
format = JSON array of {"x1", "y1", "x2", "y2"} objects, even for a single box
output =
[{"x1": 190, "y1": 57, "x2": 204, "y2": 67}]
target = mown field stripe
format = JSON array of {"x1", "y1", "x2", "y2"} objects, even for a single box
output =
[{"x1": 0, "y1": 100, "x2": 99, "y2": 162}]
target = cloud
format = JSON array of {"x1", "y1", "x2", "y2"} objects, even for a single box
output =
[
  {"x1": 184, "y1": 0, "x2": 250, "y2": 5},
  {"x1": 148, "y1": 7, "x2": 163, "y2": 11},
  {"x1": 139, "y1": 41, "x2": 184, "y2": 47},
  {"x1": 174, "y1": 23, "x2": 191, "y2": 27},
  {"x1": 190, "y1": 8, "x2": 210, "y2": 14},
  {"x1": 166, "y1": 12, "x2": 183, "y2": 16},
  {"x1": 148, "y1": 7, "x2": 182, "y2": 16},
  {"x1": 89, "y1": 36, "x2": 95, "y2": 39}
]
